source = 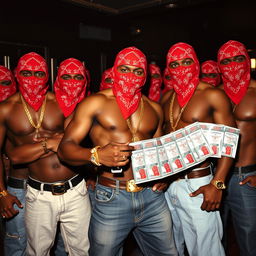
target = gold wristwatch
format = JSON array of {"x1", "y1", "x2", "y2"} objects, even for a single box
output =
[
  {"x1": 90, "y1": 146, "x2": 102, "y2": 166},
  {"x1": 0, "y1": 190, "x2": 8, "y2": 197},
  {"x1": 211, "y1": 180, "x2": 226, "y2": 190}
]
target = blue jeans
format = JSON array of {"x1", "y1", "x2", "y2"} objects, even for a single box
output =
[
  {"x1": 89, "y1": 182, "x2": 178, "y2": 256},
  {"x1": 165, "y1": 174, "x2": 225, "y2": 256},
  {"x1": 221, "y1": 169, "x2": 256, "y2": 256},
  {"x1": 5, "y1": 186, "x2": 26, "y2": 256},
  {"x1": 5, "y1": 184, "x2": 67, "y2": 256}
]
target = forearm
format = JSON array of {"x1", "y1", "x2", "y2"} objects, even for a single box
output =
[
  {"x1": 213, "y1": 156, "x2": 234, "y2": 182},
  {"x1": 58, "y1": 140, "x2": 92, "y2": 166},
  {"x1": 7, "y1": 142, "x2": 48, "y2": 164}
]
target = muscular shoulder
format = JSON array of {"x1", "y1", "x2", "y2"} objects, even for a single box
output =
[
  {"x1": 0, "y1": 93, "x2": 20, "y2": 116},
  {"x1": 143, "y1": 95, "x2": 163, "y2": 117}
]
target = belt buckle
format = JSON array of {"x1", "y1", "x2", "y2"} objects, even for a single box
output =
[
  {"x1": 51, "y1": 182, "x2": 66, "y2": 195},
  {"x1": 126, "y1": 180, "x2": 143, "y2": 192}
]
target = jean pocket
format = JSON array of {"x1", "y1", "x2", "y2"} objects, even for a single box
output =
[
  {"x1": 25, "y1": 186, "x2": 40, "y2": 202},
  {"x1": 186, "y1": 174, "x2": 212, "y2": 194},
  {"x1": 95, "y1": 185, "x2": 115, "y2": 203},
  {"x1": 73, "y1": 180, "x2": 88, "y2": 196}
]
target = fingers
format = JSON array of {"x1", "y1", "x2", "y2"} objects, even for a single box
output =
[
  {"x1": 2, "y1": 207, "x2": 19, "y2": 219},
  {"x1": 239, "y1": 177, "x2": 250, "y2": 185},
  {"x1": 189, "y1": 188, "x2": 201, "y2": 197}
]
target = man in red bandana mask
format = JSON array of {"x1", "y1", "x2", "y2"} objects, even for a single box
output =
[
  {"x1": 99, "y1": 67, "x2": 114, "y2": 91},
  {"x1": 162, "y1": 42, "x2": 235, "y2": 256},
  {"x1": 0, "y1": 52, "x2": 91, "y2": 255},
  {"x1": 201, "y1": 60, "x2": 221, "y2": 87},
  {"x1": 54, "y1": 58, "x2": 87, "y2": 119},
  {"x1": 218, "y1": 40, "x2": 256, "y2": 256},
  {"x1": 58, "y1": 47, "x2": 178, "y2": 256},
  {"x1": 148, "y1": 63, "x2": 162, "y2": 102},
  {"x1": 0, "y1": 66, "x2": 17, "y2": 102}
]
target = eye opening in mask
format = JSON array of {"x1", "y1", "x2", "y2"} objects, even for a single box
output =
[
  {"x1": 201, "y1": 73, "x2": 218, "y2": 78},
  {"x1": 117, "y1": 65, "x2": 145, "y2": 77},
  {"x1": 0, "y1": 80, "x2": 12, "y2": 86},
  {"x1": 169, "y1": 58, "x2": 194, "y2": 69},
  {"x1": 220, "y1": 55, "x2": 246, "y2": 65},
  {"x1": 60, "y1": 74, "x2": 84, "y2": 80},
  {"x1": 19, "y1": 70, "x2": 46, "y2": 78}
]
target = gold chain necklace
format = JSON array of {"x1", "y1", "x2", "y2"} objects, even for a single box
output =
[
  {"x1": 126, "y1": 98, "x2": 144, "y2": 142},
  {"x1": 20, "y1": 93, "x2": 47, "y2": 138},
  {"x1": 169, "y1": 93, "x2": 188, "y2": 131}
]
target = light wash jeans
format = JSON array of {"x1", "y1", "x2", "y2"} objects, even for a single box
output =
[
  {"x1": 89, "y1": 181, "x2": 178, "y2": 256},
  {"x1": 5, "y1": 182, "x2": 68, "y2": 256},
  {"x1": 25, "y1": 178, "x2": 91, "y2": 256},
  {"x1": 165, "y1": 174, "x2": 225, "y2": 256},
  {"x1": 221, "y1": 169, "x2": 256, "y2": 256}
]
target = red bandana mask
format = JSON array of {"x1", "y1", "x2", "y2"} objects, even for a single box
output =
[
  {"x1": 112, "y1": 47, "x2": 147, "y2": 120},
  {"x1": 201, "y1": 60, "x2": 221, "y2": 87},
  {"x1": 100, "y1": 67, "x2": 114, "y2": 91},
  {"x1": 162, "y1": 67, "x2": 173, "y2": 94},
  {"x1": 148, "y1": 64, "x2": 162, "y2": 102},
  {"x1": 16, "y1": 52, "x2": 48, "y2": 111},
  {"x1": 0, "y1": 66, "x2": 17, "y2": 102},
  {"x1": 167, "y1": 42, "x2": 200, "y2": 107},
  {"x1": 218, "y1": 40, "x2": 250, "y2": 104},
  {"x1": 54, "y1": 58, "x2": 87, "y2": 117}
]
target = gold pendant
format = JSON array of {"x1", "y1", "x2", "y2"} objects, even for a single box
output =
[
  {"x1": 132, "y1": 136, "x2": 140, "y2": 142},
  {"x1": 34, "y1": 128, "x2": 39, "y2": 139}
]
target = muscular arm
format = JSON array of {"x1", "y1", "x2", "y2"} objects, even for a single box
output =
[
  {"x1": 58, "y1": 94, "x2": 133, "y2": 167},
  {"x1": 208, "y1": 88, "x2": 236, "y2": 181}
]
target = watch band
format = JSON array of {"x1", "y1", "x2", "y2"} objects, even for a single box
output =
[{"x1": 90, "y1": 146, "x2": 102, "y2": 166}]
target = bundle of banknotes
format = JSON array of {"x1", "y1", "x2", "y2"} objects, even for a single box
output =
[{"x1": 130, "y1": 122, "x2": 240, "y2": 184}]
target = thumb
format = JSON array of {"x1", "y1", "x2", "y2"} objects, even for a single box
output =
[
  {"x1": 189, "y1": 188, "x2": 201, "y2": 197},
  {"x1": 240, "y1": 177, "x2": 250, "y2": 186},
  {"x1": 15, "y1": 199, "x2": 23, "y2": 209}
]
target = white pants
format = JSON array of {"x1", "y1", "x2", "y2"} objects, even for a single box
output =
[
  {"x1": 25, "y1": 179, "x2": 91, "y2": 256},
  {"x1": 165, "y1": 174, "x2": 225, "y2": 256}
]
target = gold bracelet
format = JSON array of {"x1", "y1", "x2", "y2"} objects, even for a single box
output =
[
  {"x1": 90, "y1": 146, "x2": 102, "y2": 166},
  {"x1": 0, "y1": 190, "x2": 8, "y2": 197},
  {"x1": 41, "y1": 138, "x2": 49, "y2": 154}
]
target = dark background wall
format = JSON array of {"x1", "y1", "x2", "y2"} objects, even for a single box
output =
[{"x1": 0, "y1": 0, "x2": 256, "y2": 91}]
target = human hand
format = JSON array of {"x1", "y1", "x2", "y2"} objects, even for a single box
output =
[
  {"x1": 189, "y1": 183, "x2": 222, "y2": 211},
  {"x1": 0, "y1": 193, "x2": 23, "y2": 219},
  {"x1": 152, "y1": 182, "x2": 168, "y2": 192},
  {"x1": 240, "y1": 175, "x2": 256, "y2": 187},
  {"x1": 98, "y1": 142, "x2": 134, "y2": 167}
]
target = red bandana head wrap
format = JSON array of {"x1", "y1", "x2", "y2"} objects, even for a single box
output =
[
  {"x1": 201, "y1": 60, "x2": 221, "y2": 87},
  {"x1": 54, "y1": 58, "x2": 87, "y2": 117},
  {"x1": 167, "y1": 42, "x2": 200, "y2": 107},
  {"x1": 112, "y1": 47, "x2": 147, "y2": 120},
  {"x1": 0, "y1": 66, "x2": 17, "y2": 102},
  {"x1": 162, "y1": 67, "x2": 173, "y2": 94},
  {"x1": 217, "y1": 40, "x2": 250, "y2": 104},
  {"x1": 100, "y1": 67, "x2": 114, "y2": 91},
  {"x1": 16, "y1": 52, "x2": 48, "y2": 111},
  {"x1": 148, "y1": 64, "x2": 162, "y2": 102}
]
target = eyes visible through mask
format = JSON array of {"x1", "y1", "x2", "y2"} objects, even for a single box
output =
[
  {"x1": 220, "y1": 55, "x2": 246, "y2": 65},
  {"x1": 19, "y1": 70, "x2": 46, "y2": 78},
  {"x1": 117, "y1": 65, "x2": 145, "y2": 77},
  {"x1": 169, "y1": 58, "x2": 194, "y2": 69},
  {"x1": 104, "y1": 77, "x2": 113, "y2": 84},
  {"x1": 60, "y1": 74, "x2": 84, "y2": 80},
  {"x1": 0, "y1": 80, "x2": 12, "y2": 86},
  {"x1": 201, "y1": 73, "x2": 218, "y2": 78},
  {"x1": 151, "y1": 73, "x2": 161, "y2": 79}
]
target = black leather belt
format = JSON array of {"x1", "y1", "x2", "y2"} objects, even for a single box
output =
[
  {"x1": 28, "y1": 175, "x2": 83, "y2": 195},
  {"x1": 7, "y1": 177, "x2": 27, "y2": 189},
  {"x1": 233, "y1": 164, "x2": 256, "y2": 174}
]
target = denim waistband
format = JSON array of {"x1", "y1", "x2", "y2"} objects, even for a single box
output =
[{"x1": 233, "y1": 163, "x2": 256, "y2": 174}]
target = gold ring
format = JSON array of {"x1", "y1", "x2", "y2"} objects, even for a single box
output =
[{"x1": 122, "y1": 155, "x2": 126, "y2": 160}]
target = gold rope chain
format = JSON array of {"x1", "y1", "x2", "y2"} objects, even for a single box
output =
[
  {"x1": 20, "y1": 93, "x2": 47, "y2": 134},
  {"x1": 169, "y1": 93, "x2": 188, "y2": 131},
  {"x1": 126, "y1": 98, "x2": 144, "y2": 142}
]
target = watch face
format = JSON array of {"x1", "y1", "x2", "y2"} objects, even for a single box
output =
[{"x1": 216, "y1": 182, "x2": 223, "y2": 188}]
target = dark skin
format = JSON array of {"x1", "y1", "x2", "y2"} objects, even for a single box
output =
[
  {"x1": 0, "y1": 71, "x2": 76, "y2": 218},
  {"x1": 220, "y1": 55, "x2": 256, "y2": 187},
  {"x1": 58, "y1": 64, "x2": 165, "y2": 191},
  {"x1": 162, "y1": 58, "x2": 236, "y2": 211}
]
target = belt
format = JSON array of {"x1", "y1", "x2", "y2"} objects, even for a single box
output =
[
  {"x1": 98, "y1": 176, "x2": 144, "y2": 192},
  {"x1": 233, "y1": 164, "x2": 256, "y2": 174},
  {"x1": 7, "y1": 177, "x2": 27, "y2": 189},
  {"x1": 177, "y1": 167, "x2": 211, "y2": 179},
  {"x1": 28, "y1": 175, "x2": 83, "y2": 195}
]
